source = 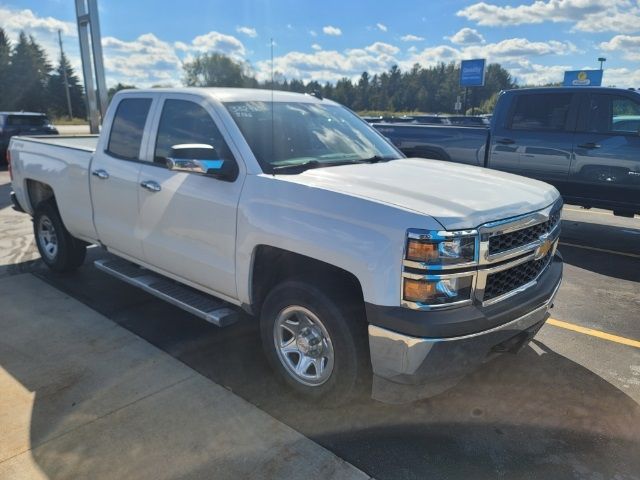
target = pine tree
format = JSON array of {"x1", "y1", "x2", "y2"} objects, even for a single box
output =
[
  {"x1": 7, "y1": 32, "x2": 52, "y2": 112},
  {"x1": 0, "y1": 28, "x2": 11, "y2": 110},
  {"x1": 48, "y1": 51, "x2": 86, "y2": 119}
]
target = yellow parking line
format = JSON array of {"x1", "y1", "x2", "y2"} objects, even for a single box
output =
[
  {"x1": 547, "y1": 318, "x2": 640, "y2": 349},
  {"x1": 559, "y1": 241, "x2": 640, "y2": 259}
]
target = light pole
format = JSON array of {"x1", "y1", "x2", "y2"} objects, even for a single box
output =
[{"x1": 598, "y1": 57, "x2": 606, "y2": 70}]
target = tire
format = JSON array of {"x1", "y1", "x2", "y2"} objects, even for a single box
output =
[
  {"x1": 260, "y1": 278, "x2": 369, "y2": 405},
  {"x1": 33, "y1": 199, "x2": 87, "y2": 272}
]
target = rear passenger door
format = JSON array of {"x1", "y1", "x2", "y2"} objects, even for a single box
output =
[
  {"x1": 490, "y1": 92, "x2": 577, "y2": 194},
  {"x1": 90, "y1": 95, "x2": 155, "y2": 261},
  {"x1": 570, "y1": 93, "x2": 640, "y2": 211}
]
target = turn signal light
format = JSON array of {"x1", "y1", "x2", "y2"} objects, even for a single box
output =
[{"x1": 403, "y1": 278, "x2": 436, "y2": 303}]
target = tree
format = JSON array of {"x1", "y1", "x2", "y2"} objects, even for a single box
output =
[
  {"x1": 7, "y1": 32, "x2": 52, "y2": 112},
  {"x1": 48, "y1": 51, "x2": 86, "y2": 119},
  {"x1": 0, "y1": 28, "x2": 11, "y2": 110},
  {"x1": 107, "y1": 82, "x2": 136, "y2": 103},
  {"x1": 183, "y1": 53, "x2": 256, "y2": 87}
]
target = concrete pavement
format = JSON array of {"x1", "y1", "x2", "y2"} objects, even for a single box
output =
[{"x1": 0, "y1": 273, "x2": 370, "y2": 480}]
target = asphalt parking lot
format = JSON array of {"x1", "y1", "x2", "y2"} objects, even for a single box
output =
[{"x1": 1, "y1": 169, "x2": 639, "y2": 479}]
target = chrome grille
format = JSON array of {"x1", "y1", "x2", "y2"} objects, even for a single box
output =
[
  {"x1": 488, "y1": 210, "x2": 561, "y2": 255},
  {"x1": 483, "y1": 254, "x2": 551, "y2": 301}
]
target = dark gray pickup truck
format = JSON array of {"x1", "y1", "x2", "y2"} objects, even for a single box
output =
[{"x1": 375, "y1": 87, "x2": 640, "y2": 217}]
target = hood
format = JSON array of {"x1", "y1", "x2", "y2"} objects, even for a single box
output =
[{"x1": 280, "y1": 158, "x2": 559, "y2": 230}]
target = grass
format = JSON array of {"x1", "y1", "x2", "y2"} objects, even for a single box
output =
[{"x1": 51, "y1": 117, "x2": 89, "y2": 126}]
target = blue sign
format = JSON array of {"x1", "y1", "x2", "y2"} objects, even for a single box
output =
[
  {"x1": 460, "y1": 59, "x2": 486, "y2": 87},
  {"x1": 563, "y1": 70, "x2": 603, "y2": 87}
]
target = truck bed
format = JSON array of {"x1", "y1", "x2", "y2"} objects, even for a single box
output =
[
  {"x1": 374, "y1": 123, "x2": 488, "y2": 166},
  {"x1": 15, "y1": 135, "x2": 99, "y2": 152}
]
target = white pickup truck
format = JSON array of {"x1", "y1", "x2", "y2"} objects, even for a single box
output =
[{"x1": 8, "y1": 88, "x2": 563, "y2": 403}]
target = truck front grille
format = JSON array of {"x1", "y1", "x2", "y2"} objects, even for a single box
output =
[
  {"x1": 488, "y1": 210, "x2": 560, "y2": 255},
  {"x1": 483, "y1": 253, "x2": 552, "y2": 301}
]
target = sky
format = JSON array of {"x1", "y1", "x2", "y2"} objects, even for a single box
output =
[{"x1": 1, "y1": 0, "x2": 639, "y2": 89}]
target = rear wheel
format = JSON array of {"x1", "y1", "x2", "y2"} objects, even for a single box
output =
[
  {"x1": 260, "y1": 279, "x2": 368, "y2": 404},
  {"x1": 33, "y1": 199, "x2": 87, "y2": 272}
]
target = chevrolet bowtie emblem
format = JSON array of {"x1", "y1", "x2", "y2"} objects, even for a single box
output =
[{"x1": 534, "y1": 234, "x2": 553, "y2": 260}]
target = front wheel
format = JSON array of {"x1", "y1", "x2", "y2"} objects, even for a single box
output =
[
  {"x1": 33, "y1": 199, "x2": 87, "y2": 272},
  {"x1": 260, "y1": 279, "x2": 369, "y2": 404}
]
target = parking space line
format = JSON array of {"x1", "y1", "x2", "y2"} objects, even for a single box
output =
[
  {"x1": 564, "y1": 208, "x2": 612, "y2": 216},
  {"x1": 559, "y1": 241, "x2": 640, "y2": 259},
  {"x1": 547, "y1": 318, "x2": 640, "y2": 349}
]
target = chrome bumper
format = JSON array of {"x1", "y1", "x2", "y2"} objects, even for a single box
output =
[{"x1": 369, "y1": 275, "x2": 561, "y2": 403}]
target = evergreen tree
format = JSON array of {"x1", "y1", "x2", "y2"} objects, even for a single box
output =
[
  {"x1": 0, "y1": 28, "x2": 11, "y2": 110},
  {"x1": 7, "y1": 32, "x2": 52, "y2": 112},
  {"x1": 48, "y1": 51, "x2": 86, "y2": 119}
]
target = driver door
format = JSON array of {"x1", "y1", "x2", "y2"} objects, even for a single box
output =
[{"x1": 137, "y1": 94, "x2": 244, "y2": 300}]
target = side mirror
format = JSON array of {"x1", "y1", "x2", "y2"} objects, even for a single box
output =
[{"x1": 166, "y1": 144, "x2": 238, "y2": 181}]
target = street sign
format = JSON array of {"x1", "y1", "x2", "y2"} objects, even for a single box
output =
[
  {"x1": 460, "y1": 59, "x2": 486, "y2": 87},
  {"x1": 563, "y1": 70, "x2": 603, "y2": 87}
]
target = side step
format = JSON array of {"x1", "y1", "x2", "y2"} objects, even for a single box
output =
[{"x1": 94, "y1": 258, "x2": 239, "y2": 327}]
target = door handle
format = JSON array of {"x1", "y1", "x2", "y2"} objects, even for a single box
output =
[
  {"x1": 140, "y1": 180, "x2": 161, "y2": 192},
  {"x1": 92, "y1": 169, "x2": 109, "y2": 180},
  {"x1": 496, "y1": 138, "x2": 515, "y2": 144},
  {"x1": 577, "y1": 142, "x2": 600, "y2": 149}
]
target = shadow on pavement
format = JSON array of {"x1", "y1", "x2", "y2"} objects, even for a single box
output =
[
  {"x1": 0, "y1": 179, "x2": 13, "y2": 209},
  {"x1": 559, "y1": 219, "x2": 640, "y2": 282},
  {"x1": 29, "y1": 256, "x2": 640, "y2": 480}
]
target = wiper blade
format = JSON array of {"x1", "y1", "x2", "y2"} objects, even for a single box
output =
[
  {"x1": 271, "y1": 159, "x2": 364, "y2": 174},
  {"x1": 357, "y1": 155, "x2": 398, "y2": 163},
  {"x1": 271, "y1": 160, "x2": 321, "y2": 173}
]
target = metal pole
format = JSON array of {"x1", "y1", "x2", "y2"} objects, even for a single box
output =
[
  {"x1": 57, "y1": 30, "x2": 73, "y2": 120},
  {"x1": 75, "y1": 0, "x2": 99, "y2": 133},
  {"x1": 87, "y1": 0, "x2": 108, "y2": 117}
]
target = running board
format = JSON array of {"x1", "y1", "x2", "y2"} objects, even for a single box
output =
[{"x1": 94, "y1": 258, "x2": 239, "y2": 327}]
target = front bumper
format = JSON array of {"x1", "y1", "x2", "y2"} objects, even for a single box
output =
[{"x1": 368, "y1": 254, "x2": 562, "y2": 404}]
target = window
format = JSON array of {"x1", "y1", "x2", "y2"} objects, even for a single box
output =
[
  {"x1": 509, "y1": 93, "x2": 572, "y2": 131},
  {"x1": 107, "y1": 98, "x2": 152, "y2": 160},
  {"x1": 587, "y1": 94, "x2": 640, "y2": 134},
  {"x1": 7, "y1": 115, "x2": 49, "y2": 127},
  {"x1": 154, "y1": 99, "x2": 234, "y2": 164},
  {"x1": 224, "y1": 101, "x2": 400, "y2": 171}
]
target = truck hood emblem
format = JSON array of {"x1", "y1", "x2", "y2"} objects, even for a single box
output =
[{"x1": 534, "y1": 234, "x2": 553, "y2": 260}]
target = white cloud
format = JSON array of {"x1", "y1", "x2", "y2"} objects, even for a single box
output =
[
  {"x1": 401, "y1": 34, "x2": 425, "y2": 42},
  {"x1": 446, "y1": 28, "x2": 485, "y2": 45},
  {"x1": 311, "y1": 43, "x2": 322, "y2": 51},
  {"x1": 376, "y1": 23, "x2": 388, "y2": 32},
  {"x1": 255, "y1": 41, "x2": 399, "y2": 83},
  {"x1": 600, "y1": 35, "x2": 640, "y2": 61},
  {"x1": 507, "y1": 59, "x2": 572, "y2": 85},
  {"x1": 601, "y1": 67, "x2": 640, "y2": 87},
  {"x1": 364, "y1": 42, "x2": 400, "y2": 55},
  {"x1": 190, "y1": 31, "x2": 246, "y2": 58},
  {"x1": 0, "y1": 6, "x2": 76, "y2": 37},
  {"x1": 309, "y1": 30, "x2": 317, "y2": 37},
  {"x1": 402, "y1": 37, "x2": 577, "y2": 72},
  {"x1": 457, "y1": 0, "x2": 640, "y2": 32},
  {"x1": 574, "y1": 7, "x2": 640, "y2": 33},
  {"x1": 236, "y1": 26, "x2": 257, "y2": 38},
  {"x1": 323, "y1": 25, "x2": 342, "y2": 36}
]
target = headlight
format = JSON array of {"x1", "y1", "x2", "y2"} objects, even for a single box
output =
[
  {"x1": 405, "y1": 229, "x2": 477, "y2": 266},
  {"x1": 403, "y1": 275, "x2": 474, "y2": 305}
]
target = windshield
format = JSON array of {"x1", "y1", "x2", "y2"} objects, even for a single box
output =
[{"x1": 224, "y1": 101, "x2": 402, "y2": 172}]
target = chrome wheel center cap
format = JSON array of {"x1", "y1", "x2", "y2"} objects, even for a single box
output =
[{"x1": 296, "y1": 327, "x2": 324, "y2": 357}]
